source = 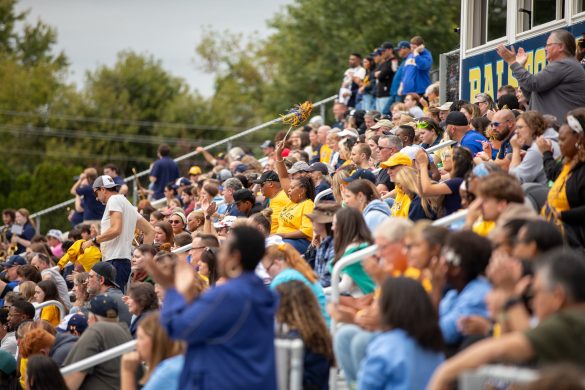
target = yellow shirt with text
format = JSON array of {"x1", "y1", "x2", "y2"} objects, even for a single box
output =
[
  {"x1": 269, "y1": 190, "x2": 292, "y2": 234},
  {"x1": 320, "y1": 144, "x2": 332, "y2": 164},
  {"x1": 391, "y1": 188, "x2": 411, "y2": 218},
  {"x1": 277, "y1": 198, "x2": 315, "y2": 239}
]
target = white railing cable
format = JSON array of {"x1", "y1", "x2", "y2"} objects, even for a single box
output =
[
  {"x1": 459, "y1": 364, "x2": 539, "y2": 389},
  {"x1": 31, "y1": 95, "x2": 338, "y2": 221},
  {"x1": 34, "y1": 300, "x2": 66, "y2": 321},
  {"x1": 314, "y1": 188, "x2": 333, "y2": 204}
]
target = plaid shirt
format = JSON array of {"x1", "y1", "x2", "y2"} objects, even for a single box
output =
[{"x1": 315, "y1": 236, "x2": 334, "y2": 288}]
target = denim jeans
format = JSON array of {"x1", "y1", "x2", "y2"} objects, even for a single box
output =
[
  {"x1": 375, "y1": 97, "x2": 390, "y2": 114},
  {"x1": 333, "y1": 324, "x2": 376, "y2": 383},
  {"x1": 359, "y1": 94, "x2": 376, "y2": 111},
  {"x1": 109, "y1": 258, "x2": 131, "y2": 293},
  {"x1": 283, "y1": 238, "x2": 310, "y2": 255}
]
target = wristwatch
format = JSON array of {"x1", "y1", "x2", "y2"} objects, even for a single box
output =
[{"x1": 92, "y1": 237, "x2": 99, "y2": 246}]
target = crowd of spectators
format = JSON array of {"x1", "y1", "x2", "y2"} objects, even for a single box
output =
[{"x1": 0, "y1": 29, "x2": 584, "y2": 390}]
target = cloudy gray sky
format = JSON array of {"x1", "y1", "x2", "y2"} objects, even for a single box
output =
[{"x1": 17, "y1": 0, "x2": 291, "y2": 96}]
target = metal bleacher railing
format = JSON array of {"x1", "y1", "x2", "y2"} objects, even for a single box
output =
[{"x1": 30, "y1": 95, "x2": 339, "y2": 232}]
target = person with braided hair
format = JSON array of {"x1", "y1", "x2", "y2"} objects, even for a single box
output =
[
  {"x1": 263, "y1": 243, "x2": 329, "y2": 325},
  {"x1": 275, "y1": 281, "x2": 334, "y2": 390}
]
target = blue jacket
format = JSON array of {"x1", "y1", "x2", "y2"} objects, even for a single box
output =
[
  {"x1": 161, "y1": 272, "x2": 278, "y2": 389},
  {"x1": 363, "y1": 200, "x2": 391, "y2": 233},
  {"x1": 401, "y1": 49, "x2": 433, "y2": 94}
]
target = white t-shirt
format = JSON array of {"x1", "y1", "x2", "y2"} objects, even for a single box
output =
[{"x1": 101, "y1": 194, "x2": 140, "y2": 261}]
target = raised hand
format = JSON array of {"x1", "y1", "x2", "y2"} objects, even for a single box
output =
[{"x1": 496, "y1": 44, "x2": 517, "y2": 64}]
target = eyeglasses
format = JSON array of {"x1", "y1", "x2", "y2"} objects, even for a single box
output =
[
  {"x1": 490, "y1": 122, "x2": 502, "y2": 127},
  {"x1": 545, "y1": 42, "x2": 562, "y2": 48},
  {"x1": 169, "y1": 219, "x2": 183, "y2": 224}
]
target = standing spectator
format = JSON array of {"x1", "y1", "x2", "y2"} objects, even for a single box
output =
[
  {"x1": 149, "y1": 144, "x2": 180, "y2": 201},
  {"x1": 103, "y1": 163, "x2": 129, "y2": 196},
  {"x1": 497, "y1": 29, "x2": 585, "y2": 123},
  {"x1": 63, "y1": 294, "x2": 133, "y2": 390},
  {"x1": 399, "y1": 36, "x2": 433, "y2": 96},
  {"x1": 82, "y1": 175, "x2": 155, "y2": 292},
  {"x1": 10, "y1": 209, "x2": 36, "y2": 255},
  {"x1": 375, "y1": 42, "x2": 399, "y2": 114},
  {"x1": 358, "y1": 277, "x2": 444, "y2": 390},
  {"x1": 146, "y1": 226, "x2": 278, "y2": 390},
  {"x1": 70, "y1": 168, "x2": 106, "y2": 225},
  {"x1": 357, "y1": 56, "x2": 376, "y2": 111},
  {"x1": 389, "y1": 41, "x2": 411, "y2": 106},
  {"x1": 339, "y1": 53, "x2": 366, "y2": 108}
]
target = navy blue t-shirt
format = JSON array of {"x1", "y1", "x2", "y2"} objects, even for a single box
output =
[
  {"x1": 408, "y1": 196, "x2": 437, "y2": 221},
  {"x1": 76, "y1": 185, "x2": 106, "y2": 221},
  {"x1": 443, "y1": 177, "x2": 464, "y2": 216},
  {"x1": 15, "y1": 223, "x2": 36, "y2": 254},
  {"x1": 150, "y1": 157, "x2": 180, "y2": 200},
  {"x1": 315, "y1": 181, "x2": 334, "y2": 201}
]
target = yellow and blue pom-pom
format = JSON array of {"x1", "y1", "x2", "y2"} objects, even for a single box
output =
[{"x1": 280, "y1": 101, "x2": 314, "y2": 127}]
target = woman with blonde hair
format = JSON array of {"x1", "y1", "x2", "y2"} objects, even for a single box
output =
[
  {"x1": 331, "y1": 169, "x2": 350, "y2": 204},
  {"x1": 71, "y1": 272, "x2": 89, "y2": 314},
  {"x1": 262, "y1": 243, "x2": 329, "y2": 324},
  {"x1": 19, "y1": 281, "x2": 36, "y2": 303},
  {"x1": 121, "y1": 312, "x2": 185, "y2": 390},
  {"x1": 395, "y1": 167, "x2": 442, "y2": 221}
]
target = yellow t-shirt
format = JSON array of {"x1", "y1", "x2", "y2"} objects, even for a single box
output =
[
  {"x1": 20, "y1": 357, "x2": 27, "y2": 389},
  {"x1": 269, "y1": 190, "x2": 292, "y2": 234},
  {"x1": 320, "y1": 144, "x2": 332, "y2": 164},
  {"x1": 472, "y1": 219, "x2": 496, "y2": 237},
  {"x1": 276, "y1": 199, "x2": 315, "y2": 239},
  {"x1": 391, "y1": 188, "x2": 411, "y2": 218},
  {"x1": 40, "y1": 305, "x2": 61, "y2": 327}
]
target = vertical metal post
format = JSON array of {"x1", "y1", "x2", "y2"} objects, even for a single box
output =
[
  {"x1": 320, "y1": 102, "x2": 326, "y2": 122},
  {"x1": 35, "y1": 216, "x2": 41, "y2": 234},
  {"x1": 132, "y1": 179, "x2": 138, "y2": 205},
  {"x1": 288, "y1": 339, "x2": 304, "y2": 390}
]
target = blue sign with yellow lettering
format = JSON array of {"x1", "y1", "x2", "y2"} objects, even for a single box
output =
[{"x1": 461, "y1": 21, "x2": 585, "y2": 101}]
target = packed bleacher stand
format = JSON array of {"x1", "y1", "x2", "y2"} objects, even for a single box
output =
[{"x1": 0, "y1": 29, "x2": 585, "y2": 390}]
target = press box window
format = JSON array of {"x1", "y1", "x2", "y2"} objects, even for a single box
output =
[
  {"x1": 468, "y1": 0, "x2": 507, "y2": 48},
  {"x1": 518, "y1": 0, "x2": 565, "y2": 31}
]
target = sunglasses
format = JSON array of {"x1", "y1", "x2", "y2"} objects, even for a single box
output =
[
  {"x1": 490, "y1": 122, "x2": 502, "y2": 127},
  {"x1": 169, "y1": 219, "x2": 183, "y2": 224}
]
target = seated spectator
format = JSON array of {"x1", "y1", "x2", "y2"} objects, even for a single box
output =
[
  {"x1": 125, "y1": 282, "x2": 159, "y2": 338},
  {"x1": 168, "y1": 211, "x2": 187, "y2": 236},
  {"x1": 34, "y1": 280, "x2": 67, "y2": 328},
  {"x1": 380, "y1": 152, "x2": 413, "y2": 217},
  {"x1": 332, "y1": 208, "x2": 375, "y2": 296},
  {"x1": 130, "y1": 245, "x2": 156, "y2": 285},
  {"x1": 510, "y1": 111, "x2": 560, "y2": 184},
  {"x1": 26, "y1": 354, "x2": 67, "y2": 390},
  {"x1": 217, "y1": 177, "x2": 244, "y2": 217},
  {"x1": 180, "y1": 187, "x2": 196, "y2": 216},
  {"x1": 429, "y1": 248, "x2": 585, "y2": 389},
  {"x1": 149, "y1": 210, "x2": 164, "y2": 226},
  {"x1": 70, "y1": 272, "x2": 89, "y2": 315},
  {"x1": 358, "y1": 277, "x2": 444, "y2": 390},
  {"x1": 405, "y1": 222, "x2": 450, "y2": 274},
  {"x1": 306, "y1": 202, "x2": 339, "y2": 288},
  {"x1": 275, "y1": 176, "x2": 315, "y2": 254},
  {"x1": 198, "y1": 248, "x2": 219, "y2": 286},
  {"x1": 6, "y1": 300, "x2": 35, "y2": 337},
  {"x1": 186, "y1": 210, "x2": 205, "y2": 234},
  {"x1": 513, "y1": 220, "x2": 564, "y2": 261},
  {"x1": 275, "y1": 281, "x2": 333, "y2": 390},
  {"x1": 540, "y1": 108, "x2": 585, "y2": 248},
  {"x1": 445, "y1": 111, "x2": 487, "y2": 155},
  {"x1": 146, "y1": 226, "x2": 278, "y2": 389},
  {"x1": 20, "y1": 328, "x2": 56, "y2": 386},
  {"x1": 63, "y1": 294, "x2": 133, "y2": 390},
  {"x1": 87, "y1": 262, "x2": 132, "y2": 326},
  {"x1": 0, "y1": 308, "x2": 16, "y2": 357},
  {"x1": 31, "y1": 252, "x2": 71, "y2": 311},
  {"x1": 70, "y1": 168, "x2": 105, "y2": 226},
  {"x1": 0, "y1": 256, "x2": 27, "y2": 301},
  {"x1": 45, "y1": 229, "x2": 64, "y2": 258},
  {"x1": 395, "y1": 167, "x2": 441, "y2": 221},
  {"x1": 416, "y1": 146, "x2": 473, "y2": 216},
  {"x1": 233, "y1": 188, "x2": 264, "y2": 217},
  {"x1": 49, "y1": 315, "x2": 82, "y2": 367},
  {"x1": 18, "y1": 281, "x2": 36, "y2": 303},
  {"x1": 153, "y1": 222, "x2": 174, "y2": 247},
  {"x1": 430, "y1": 231, "x2": 492, "y2": 354},
  {"x1": 0, "y1": 349, "x2": 18, "y2": 389},
  {"x1": 343, "y1": 178, "x2": 391, "y2": 232},
  {"x1": 16, "y1": 265, "x2": 41, "y2": 284},
  {"x1": 307, "y1": 162, "x2": 334, "y2": 200},
  {"x1": 264, "y1": 243, "x2": 329, "y2": 324},
  {"x1": 121, "y1": 312, "x2": 184, "y2": 390},
  {"x1": 418, "y1": 117, "x2": 443, "y2": 149}
]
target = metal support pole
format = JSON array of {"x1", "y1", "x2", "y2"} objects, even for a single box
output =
[
  {"x1": 35, "y1": 216, "x2": 41, "y2": 234},
  {"x1": 132, "y1": 179, "x2": 138, "y2": 205}
]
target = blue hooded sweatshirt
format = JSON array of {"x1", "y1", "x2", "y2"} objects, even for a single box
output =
[
  {"x1": 161, "y1": 272, "x2": 278, "y2": 390},
  {"x1": 401, "y1": 48, "x2": 433, "y2": 94},
  {"x1": 363, "y1": 199, "x2": 391, "y2": 233}
]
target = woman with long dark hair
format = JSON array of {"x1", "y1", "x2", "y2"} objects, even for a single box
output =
[
  {"x1": 416, "y1": 146, "x2": 474, "y2": 216},
  {"x1": 34, "y1": 280, "x2": 67, "y2": 327},
  {"x1": 358, "y1": 277, "x2": 444, "y2": 389},
  {"x1": 26, "y1": 355, "x2": 67, "y2": 390},
  {"x1": 276, "y1": 281, "x2": 334, "y2": 390},
  {"x1": 331, "y1": 207, "x2": 375, "y2": 296},
  {"x1": 198, "y1": 247, "x2": 219, "y2": 286},
  {"x1": 125, "y1": 282, "x2": 159, "y2": 338}
]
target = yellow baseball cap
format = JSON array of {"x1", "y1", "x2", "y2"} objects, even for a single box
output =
[
  {"x1": 189, "y1": 166, "x2": 202, "y2": 175},
  {"x1": 380, "y1": 152, "x2": 413, "y2": 169}
]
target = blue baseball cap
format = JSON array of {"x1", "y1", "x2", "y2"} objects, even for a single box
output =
[
  {"x1": 3, "y1": 255, "x2": 26, "y2": 268},
  {"x1": 397, "y1": 41, "x2": 410, "y2": 50},
  {"x1": 89, "y1": 294, "x2": 119, "y2": 319}
]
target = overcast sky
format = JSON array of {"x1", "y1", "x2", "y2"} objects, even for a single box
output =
[{"x1": 17, "y1": 0, "x2": 291, "y2": 96}]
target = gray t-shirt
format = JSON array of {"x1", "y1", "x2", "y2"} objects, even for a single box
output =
[
  {"x1": 101, "y1": 194, "x2": 140, "y2": 261},
  {"x1": 63, "y1": 321, "x2": 132, "y2": 390},
  {"x1": 0, "y1": 331, "x2": 17, "y2": 358}
]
